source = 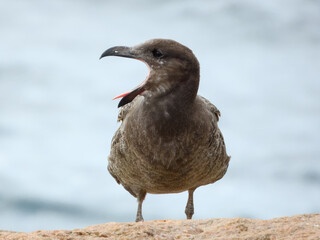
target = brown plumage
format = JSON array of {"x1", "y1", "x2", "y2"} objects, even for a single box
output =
[{"x1": 100, "y1": 39, "x2": 230, "y2": 222}]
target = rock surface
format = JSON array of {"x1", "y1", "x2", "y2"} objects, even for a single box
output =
[{"x1": 1, "y1": 214, "x2": 319, "y2": 240}]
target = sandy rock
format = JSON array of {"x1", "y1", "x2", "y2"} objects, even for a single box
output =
[{"x1": 1, "y1": 214, "x2": 319, "y2": 240}]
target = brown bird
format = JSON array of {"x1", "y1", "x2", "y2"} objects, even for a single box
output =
[{"x1": 100, "y1": 39, "x2": 230, "y2": 222}]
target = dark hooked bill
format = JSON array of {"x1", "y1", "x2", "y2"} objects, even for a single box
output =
[{"x1": 100, "y1": 46, "x2": 147, "y2": 108}]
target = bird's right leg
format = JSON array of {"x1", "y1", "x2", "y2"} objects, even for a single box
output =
[
  {"x1": 135, "y1": 190, "x2": 147, "y2": 222},
  {"x1": 185, "y1": 188, "x2": 196, "y2": 219}
]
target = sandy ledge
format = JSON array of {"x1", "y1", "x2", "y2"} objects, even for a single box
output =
[{"x1": 1, "y1": 214, "x2": 319, "y2": 240}]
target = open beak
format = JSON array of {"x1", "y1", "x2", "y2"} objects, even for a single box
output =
[{"x1": 100, "y1": 46, "x2": 146, "y2": 108}]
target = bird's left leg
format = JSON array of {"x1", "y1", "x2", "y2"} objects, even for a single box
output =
[
  {"x1": 185, "y1": 188, "x2": 196, "y2": 219},
  {"x1": 135, "y1": 190, "x2": 147, "y2": 222}
]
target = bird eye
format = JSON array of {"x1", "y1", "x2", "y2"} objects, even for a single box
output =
[{"x1": 152, "y1": 49, "x2": 163, "y2": 58}]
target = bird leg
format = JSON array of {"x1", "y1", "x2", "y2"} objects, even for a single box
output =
[
  {"x1": 135, "y1": 190, "x2": 147, "y2": 222},
  {"x1": 185, "y1": 188, "x2": 196, "y2": 219}
]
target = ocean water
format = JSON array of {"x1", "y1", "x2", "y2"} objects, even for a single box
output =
[{"x1": 0, "y1": 0, "x2": 319, "y2": 232}]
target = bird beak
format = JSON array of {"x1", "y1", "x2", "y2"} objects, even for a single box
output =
[
  {"x1": 100, "y1": 46, "x2": 135, "y2": 60},
  {"x1": 100, "y1": 46, "x2": 146, "y2": 108}
]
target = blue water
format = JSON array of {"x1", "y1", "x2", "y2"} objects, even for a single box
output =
[{"x1": 0, "y1": 0, "x2": 319, "y2": 232}]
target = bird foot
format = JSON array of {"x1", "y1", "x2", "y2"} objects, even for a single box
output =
[
  {"x1": 185, "y1": 206, "x2": 194, "y2": 219},
  {"x1": 135, "y1": 215, "x2": 144, "y2": 222}
]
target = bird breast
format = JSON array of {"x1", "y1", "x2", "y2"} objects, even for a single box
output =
[{"x1": 108, "y1": 96, "x2": 229, "y2": 194}]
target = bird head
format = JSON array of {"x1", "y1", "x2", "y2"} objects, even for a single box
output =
[{"x1": 100, "y1": 39, "x2": 199, "y2": 108}]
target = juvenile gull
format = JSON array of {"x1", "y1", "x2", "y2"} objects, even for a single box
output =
[{"x1": 100, "y1": 39, "x2": 230, "y2": 222}]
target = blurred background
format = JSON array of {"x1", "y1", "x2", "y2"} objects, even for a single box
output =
[{"x1": 0, "y1": 0, "x2": 319, "y2": 232}]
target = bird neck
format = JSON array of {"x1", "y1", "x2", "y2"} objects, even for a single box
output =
[
  {"x1": 141, "y1": 73, "x2": 199, "y2": 135},
  {"x1": 165, "y1": 74, "x2": 199, "y2": 110}
]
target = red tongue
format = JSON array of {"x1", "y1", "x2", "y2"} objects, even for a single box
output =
[
  {"x1": 114, "y1": 86, "x2": 145, "y2": 108},
  {"x1": 112, "y1": 91, "x2": 131, "y2": 100}
]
